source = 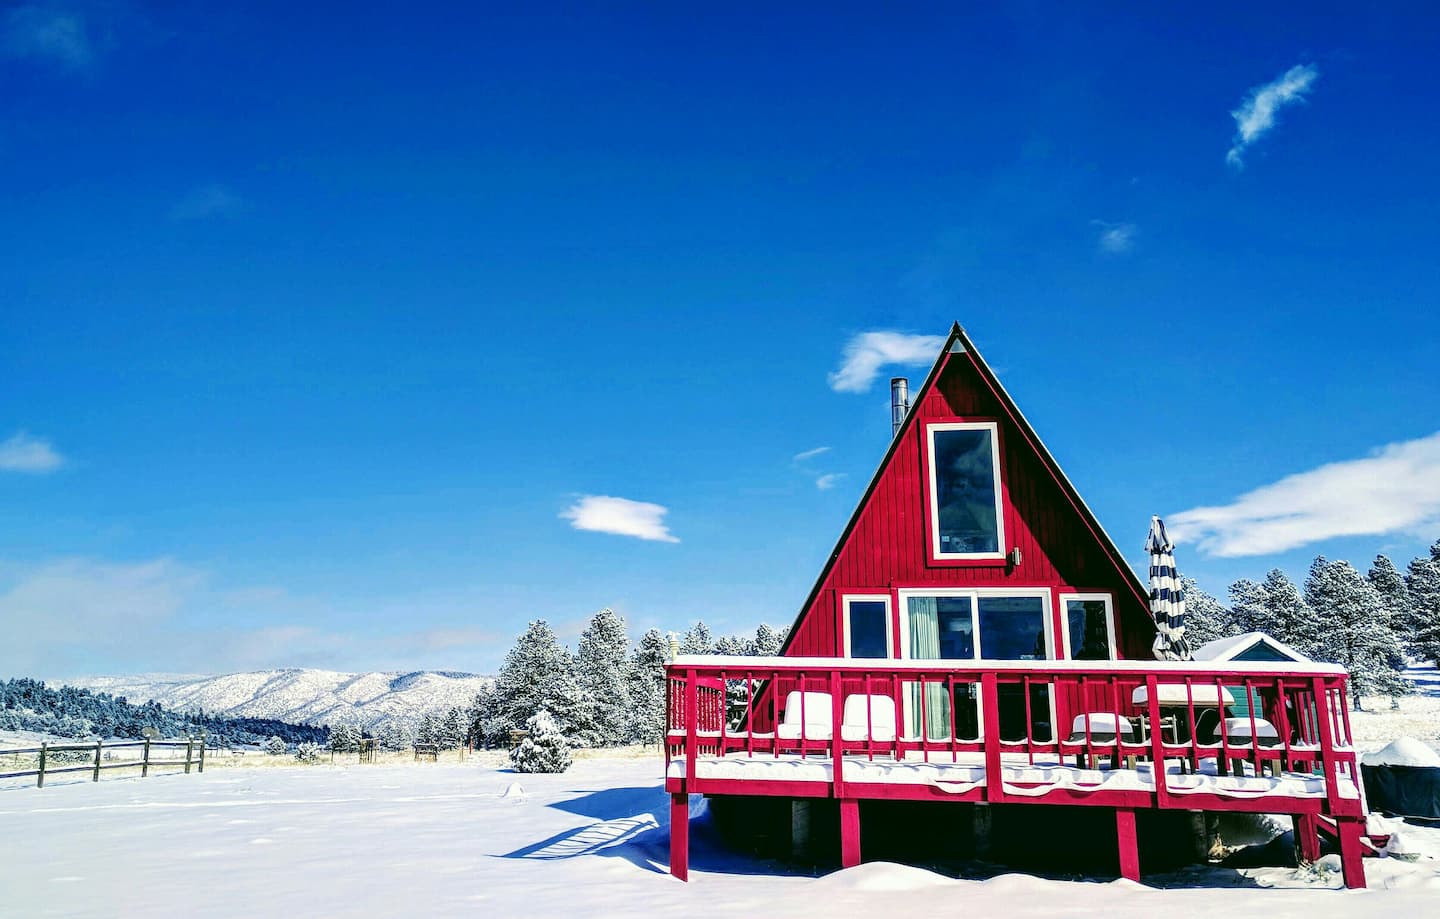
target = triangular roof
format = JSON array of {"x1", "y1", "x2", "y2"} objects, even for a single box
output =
[
  {"x1": 1193, "y1": 631, "x2": 1311, "y2": 663},
  {"x1": 781, "y1": 322, "x2": 1152, "y2": 653}
]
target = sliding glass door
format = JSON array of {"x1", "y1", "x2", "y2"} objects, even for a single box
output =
[{"x1": 900, "y1": 590, "x2": 1054, "y2": 741}]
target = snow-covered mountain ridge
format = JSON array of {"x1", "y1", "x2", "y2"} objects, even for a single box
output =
[{"x1": 67, "y1": 669, "x2": 493, "y2": 731}]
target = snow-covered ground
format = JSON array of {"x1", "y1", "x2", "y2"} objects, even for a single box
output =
[{"x1": 2, "y1": 752, "x2": 1439, "y2": 919}]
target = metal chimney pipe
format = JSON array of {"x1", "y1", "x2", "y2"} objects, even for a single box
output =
[{"x1": 890, "y1": 377, "x2": 910, "y2": 438}]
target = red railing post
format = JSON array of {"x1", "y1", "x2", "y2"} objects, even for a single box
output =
[
  {"x1": 685, "y1": 668, "x2": 699, "y2": 787},
  {"x1": 1311, "y1": 676, "x2": 1339, "y2": 814},
  {"x1": 1146, "y1": 673, "x2": 1168, "y2": 806},
  {"x1": 981, "y1": 671, "x2": 1002, "y2": 802}
]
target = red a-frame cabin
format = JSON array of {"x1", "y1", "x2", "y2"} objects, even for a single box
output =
[{"x1": 664, "y1": 324, "x2": 1368, "y2": 887}]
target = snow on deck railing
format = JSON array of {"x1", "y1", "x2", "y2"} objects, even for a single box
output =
[
  {"x1": 669, "y1": 654, "x2": 1349, "y2": 675},
  {"x1": 664, "y1": 657, "x2": 1360, "y2": 818}
]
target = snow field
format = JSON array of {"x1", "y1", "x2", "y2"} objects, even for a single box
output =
[{"x1": 3, "y1": 755, "x2": 1440, "y2": 919}]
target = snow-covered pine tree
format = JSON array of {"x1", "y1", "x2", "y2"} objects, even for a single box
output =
[
  {"x1": 1306, "y1": 557, "x2": 1409, "y2": 709},
  {"x1": 1369, "y1": 555, "x2": 1414, "y2": 702},
  {"x1": 1228, "y1": 578, "x2": 1269, "y2": 635},
  {"x1": 1179, "y1": 576, "x2": 1235, "y2": 648},
  {"x1": 573, "y1": 607, "x2": 633, "y2": 747},
  {"x1": 510, "y1": 709, "x2": 572, "y2": 773},
  {"x1": 1405, "y1": 555, "x2": 1440, "y2": 667},
  {"x1": 440, "y1": 707, "x2": 468, "y2": 749},
  {"x1": 680, "y1": 621, "x2": 714, "y2": 654},
  {"x1": 1261, "y1": 569, "x2": 1320, "y2": 656},
  {"x1": 416, "y1": 712, "x2": 438, "y2": 745},
  {"x1": 624, "y1": 628, "x2": 669, "y2": 746},
  {"x1": 492, "y1": 619, "x2": 576, "y2": 740},
  {"x1": 379, "y1": 721, "x2": 414, "y2": 752},
  {"x1": 263, "y1": 735, "x2": 286, "y2": 755},
  {"x1": 753, "y1": 623, "x2": 782, "y2": 657},
  {"x1": 329, "y1": 721, "x2": 361, "y2": 753}
]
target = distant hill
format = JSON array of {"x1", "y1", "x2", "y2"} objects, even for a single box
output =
[{"x1": 68, "y1": 669, "x2": 494, "y2": 731}]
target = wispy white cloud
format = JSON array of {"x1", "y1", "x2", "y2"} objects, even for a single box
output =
[
  {"x1": 828, "y1": 330, "x2": 945, "y2": 393},
  {"x1": 815, "y1": 473, "x2": 846, "y2": 491},
  {"x1": 1092, "y1": 220, "x2": 1137, "y2": 254},
  {"x1": 1168, "y1": 431, "x2": 1440, "y2": 557},
  {"x1": 560, "y1": 495, "x2": 679, "y2": 543},
  {"x1": 1, "y1": 4, "x2": 93, "y2": 70},
  {"x1": 793, "y1": 446, "x2": 831, "y2": 463},
  {"x1": 0, "y1": 431, "x2": 65, "y2": 473},
  {"x1": 1226, "y1": 63, "x2": 1319, "y2": 169},
  {"x1": 169, "y1": 184, "x2": 244, "y2": 221}
]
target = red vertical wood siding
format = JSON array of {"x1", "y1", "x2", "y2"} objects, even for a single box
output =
[{"x1": 784, "y1": 351, "x2": 1153, "y2": 662}]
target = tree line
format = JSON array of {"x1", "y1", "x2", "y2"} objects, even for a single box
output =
[
  {"x1": 465, "y1": 609, "x2": 787, "y2": 749},
  {"x1": 1180, "y1": 539, "x2": 1440, "y2": 709},
  {"x1": 0, "y1": 678, "x2": 329, "y2": 746}
]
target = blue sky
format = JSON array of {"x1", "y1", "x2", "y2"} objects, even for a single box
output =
[{"x1": 3, "y1": 3, "x2": 1438, "y2": 677}]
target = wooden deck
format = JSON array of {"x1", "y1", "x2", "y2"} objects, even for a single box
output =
[{"x1": 664, "y1": 656, "x2": 1368, "y2": 887}]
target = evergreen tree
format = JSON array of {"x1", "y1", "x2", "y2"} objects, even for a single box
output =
[
  {"x1": 492, "y1": 620, "x2": 576, "y2": 739},
  {"x1": 1306, "y1": 557, "x2": 1409, "y2": 709},
  {"x1": 263, "y1": 735, "x2": 287, "y2": 755},
  {"x1": 416, "y1": 712, "x2": 438, "y2": 745},
  {"x1": 573, "y1": 607, "x2": 633, "y2": 747},
  {"x1": 379, "y1": 721, "x2": 414, "y2": 752},
  {"x1": 1228, "y1": 578, "x2": 1268, "y2": 635},
  {"x1": 680, "y1": 621, "x2": 714, "y2": 654},
  {"x1": 1260, "y1": 569, "x2": 1319, "y2": 656},
  {"x1": 1369, "y1": 555, "x2": 1413, "y2": 690},
  {"x1": 440, "y1": 707, "x2": 468, "y2": 749},
  {"x1": 1180, "y1": 576, "x2": 1235, "y2": 648},
  {"x1": 624, "y1": 628, "x2": 669, "y2": 745},
  {"x1": 329, "y1": 721, "x2": 361, "y2": 754},
  {"x1": 753, "y1": 623, "x2": 783, "y2": 657},
  {"x1": 1405, "y1": 556, "x2": 1440, "y2": 667},
  {"x1": 510, "y1": 710, "x2": 572, "y2": 773}
]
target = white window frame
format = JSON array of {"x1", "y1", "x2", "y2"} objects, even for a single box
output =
[
  {"x1": 841, "y1": 594, "x2": 893, "y2": 659},
  {"x1": 1058, "y1": 592, "x2": 1119, "y2": 661},
  {"x1": 926, "y1": 421, "x2": 1006, "y2": 561},
  {"x1": 895, "y1": 588, "x2": 1055, "y2": 742}
]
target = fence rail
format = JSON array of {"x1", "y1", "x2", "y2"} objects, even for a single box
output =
[{"x1": 0, "y1": 738, "x2": 205, "y2": 787}]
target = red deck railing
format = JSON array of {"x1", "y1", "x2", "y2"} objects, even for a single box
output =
[{"x1": 664, "y1": 655, "x2": 1363, "y2": 817}]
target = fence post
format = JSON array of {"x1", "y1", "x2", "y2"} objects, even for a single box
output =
[
  {"x1": 37, "y1": 741, "x2": 47, "y2": 788},
  {"x1": 185, "y1": 739, "x2": 194, "y2": 774},
  {"x1": 93, "y1": 740, "x2": 103, "y2": 782},
  {"x1": 198, "y1": 740, "x2": 206, "y2": 774},
  {"x1": 142, "y1": 738, "x2": 151, "y2": 778}
]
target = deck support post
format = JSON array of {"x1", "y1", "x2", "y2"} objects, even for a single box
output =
[
  {"x1": 1292, "y1": 814, "x2": 1320, "y2": 864},
  {"x1": 839, "y1": 798, "x2": 861, "y2": 868},
  {"x1": 1115, "y1": 808, "x2": 1140, "y2": 882},
  {"x1": 1336, "y1": 817, "x2": 1366, "y2": 889},
  {"x1": 972, "y1": 805, "x2": 993, "y2": 860},
  {"x1": 790, "y1": 799, "x2": 813, "y2": 861},
  {"x1": 670, "y1": 793, "x2": 689, "y2": 882}
]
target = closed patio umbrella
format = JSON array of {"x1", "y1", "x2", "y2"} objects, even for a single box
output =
[{"x1": 1146, "y1": 516, "x2": 1191, "y2": 661}]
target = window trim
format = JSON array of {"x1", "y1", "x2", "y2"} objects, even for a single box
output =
[
  {"x1": 1058, "y1": 592, "x2": 1119, "y2": 661},
  {"x1": 924, "y1": 421, "x2": 1007, "y2": 562},
  {"x1": 841, "y1": 593, "x2": 894, "y2": 658}
]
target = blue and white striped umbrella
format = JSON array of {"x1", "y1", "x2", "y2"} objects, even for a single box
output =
[{"x1": 1146, "y1": 516, "x2": 1191, "y2": 661}]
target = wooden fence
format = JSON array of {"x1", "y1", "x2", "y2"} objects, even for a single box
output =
[{"x1": 0, "y1": 738, "x2": 206, "y2": 788}]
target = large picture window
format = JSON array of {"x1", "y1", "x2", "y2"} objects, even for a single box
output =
[
  {"x1": 927, "y1": 422, "x2": 1005, "y2": 560},
  {"x1": 898, "y1": 589, "x2": 1053, "y2": 741}
]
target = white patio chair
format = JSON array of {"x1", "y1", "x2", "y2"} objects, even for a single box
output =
[
  {"x1": 775, "y1": 691, "x2": 834, "y2": 740},
  {"x1": 840, "y1": 694, "x2": 898, "y2": 742}
]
